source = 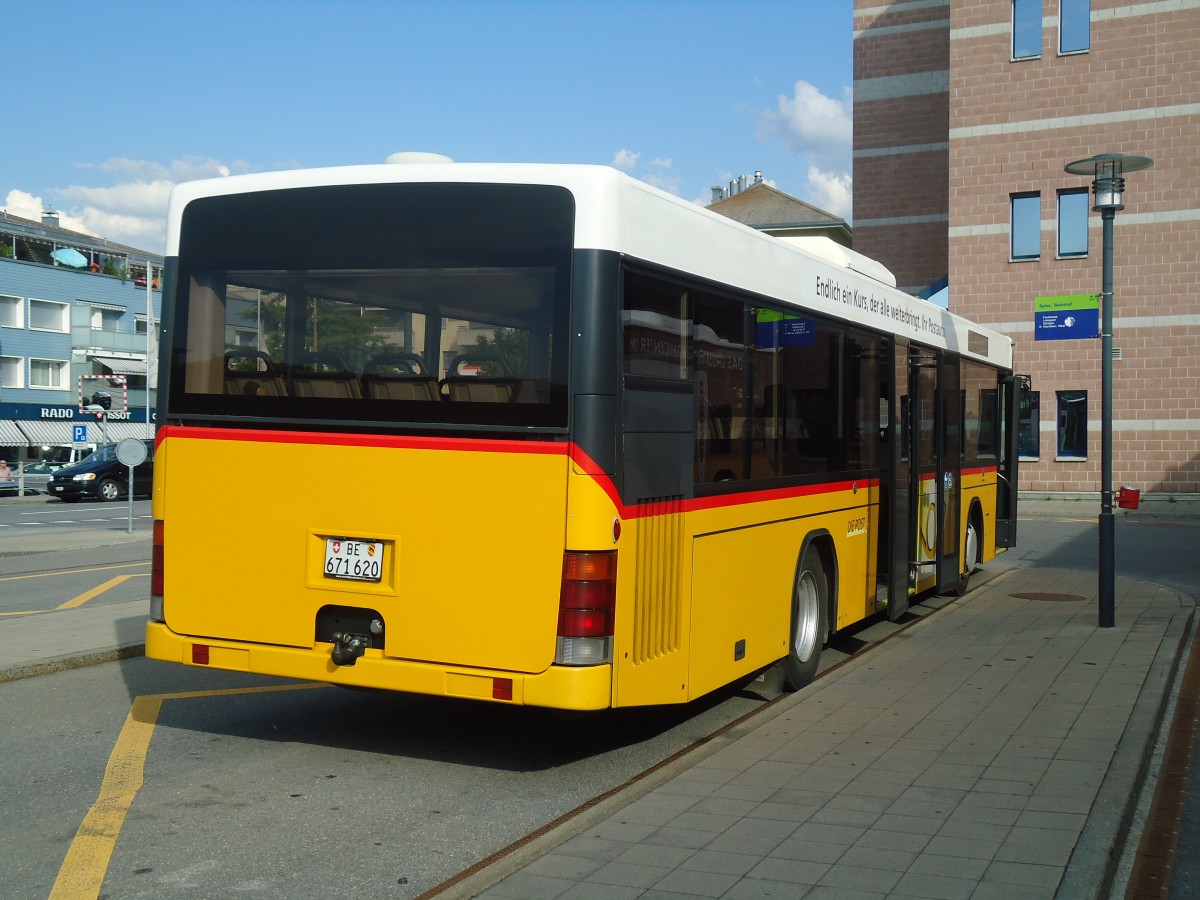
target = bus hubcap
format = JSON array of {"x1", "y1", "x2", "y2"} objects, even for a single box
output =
[{"x1": 794, "y1": 571, "x2": 819, "y2": 662}]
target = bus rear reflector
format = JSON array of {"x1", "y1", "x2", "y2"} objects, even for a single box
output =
[
  {"x1": 151, "y1": 519, "x2": 164, "y2": 602},
  {"x1": 492, "y1": 678, "x2": 513, "y2": 701},
  {"x1": 555, "y1": 550, "x2": 616, "y2": 666},
  {"x1": 192, "y1": 644, "x2": 210, "y2": 665}
]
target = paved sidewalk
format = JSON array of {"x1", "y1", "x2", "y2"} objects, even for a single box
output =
[{"x1": 455, "y1": 568, "x2": 1195, "y2": 900}]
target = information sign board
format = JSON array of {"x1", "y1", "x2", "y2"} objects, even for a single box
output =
[{"x1": 1034, "y1": 294, "x2": 1099, "y2": 341}]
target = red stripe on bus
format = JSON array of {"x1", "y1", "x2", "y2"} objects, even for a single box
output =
[
  {"x1": 961, "y1": 466, "x2": 998, "y2": 478},
  {"x1": 677, "y1": 478, "x2": 881, "y2": 516},
  {"x1": 158, "y1": 424, "x2": 570, "y2": 457}
]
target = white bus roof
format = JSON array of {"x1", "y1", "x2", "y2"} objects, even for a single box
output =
[{"x1": 165, "y1": 163, "x2": 1012, "y2": 369}]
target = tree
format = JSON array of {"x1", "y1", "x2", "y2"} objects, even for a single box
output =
[{"x1": 473, "y1": 328, "x2": 530, "y2": 376}]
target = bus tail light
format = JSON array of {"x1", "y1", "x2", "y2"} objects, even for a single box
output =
[
  {"x1": 555, "y1": 550, "x2": 616, "y2": 666},
  {"x1": 149, "y1": 519, "x2": 165, "y2": 621}
]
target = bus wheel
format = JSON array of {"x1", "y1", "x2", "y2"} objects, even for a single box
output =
[
  {"x1": 783, "y1": 546, "x2": 828, "y2": 690},
  {"x1": 955, "y1": 516, "x2": 980, "y2": 597}
]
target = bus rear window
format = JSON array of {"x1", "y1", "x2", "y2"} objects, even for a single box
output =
[{"x1": 168, "y1": 183, "x2": 572, "y2": 430}]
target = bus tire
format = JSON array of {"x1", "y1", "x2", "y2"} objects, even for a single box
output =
[
  {"x1": 783, "y1": 546, "x2": 829, "y2": 691},
  {"x1": 955, "y1": 507, "x2": 982, "y2": 597}
]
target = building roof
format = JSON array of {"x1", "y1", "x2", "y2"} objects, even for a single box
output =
[
  {"x1": 0, "y1": 209, "x2": 161, "y2": 262},
  {"x1": 706, "y1": 182, "x2": 851, "y2": 245}
]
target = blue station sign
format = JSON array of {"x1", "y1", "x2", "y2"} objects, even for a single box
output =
[{"x1": 1034, "y1": 294, "x2": 1099, "y2": 341}]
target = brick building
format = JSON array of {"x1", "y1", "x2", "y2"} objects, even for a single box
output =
[{"x1": 853, "y1": 0, "x2": 1199, "y2": 496}]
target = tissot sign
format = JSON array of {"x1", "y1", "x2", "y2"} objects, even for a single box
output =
[
  {"x1": 0, "y1": 403, "x2": 152, "y2": 422},
  {"x1": 1034, "y1": 294, "x2": 1100, "y2": 341}
]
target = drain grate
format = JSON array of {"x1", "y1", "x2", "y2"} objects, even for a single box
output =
[{"x1": 1011, "y1": 592, "x2": 1087, "y2": 602}]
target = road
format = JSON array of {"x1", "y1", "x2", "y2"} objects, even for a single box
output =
[{"x1": 0, "y1": 502, "x2": 1196, "y2": 898}]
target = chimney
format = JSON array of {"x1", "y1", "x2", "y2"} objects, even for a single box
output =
[{"x1": 42, "y1": 210, "x2": 60, "y2": 228}]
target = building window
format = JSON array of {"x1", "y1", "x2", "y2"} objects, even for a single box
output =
[
  {"x1": 29, "y1": 358, "x2": 69, "y2": 390},
  {"x1": 1011, "y1": 193, "x2": 1041, "y2": 261},
  {"x1": 29, "y1": 299, "x2": 69, "y2": 333},
  {"x1": 1019, "y1": 390, "x2": 1040, "y2": 459},
  {"x1": 1057, "y1": 390, "x2": 1088, "y2": 459},
  {"x1": 1058, "y1": 189, "x2": 1089, "y2": 257},
  {"x1": 90, "y1": 307, "x2": 122, "y2": 332},
  {"x1": 0, "y1": 294, "x2": 21, "y2": 328},
  {"x1": 1, "y1": 355, "x2": 22, "y2": 389},
  {"x1": 1013, "y1": 0, "x2": 1043, "y2": 59},
  {"x1": 1060, "y1": 0, "x2": 1090, "y2": 53}
]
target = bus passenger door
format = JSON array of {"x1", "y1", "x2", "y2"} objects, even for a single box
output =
[
  {"x1": 994, "y1": 374, "x2": 1028, "y2": 550},
  {"x1": 885, "y1": 339, "x2": 911, "y2": 621},
  {"x1": 902, "y1": 348, "x2": 960, "y2": 595},
  {"x1": 937, "y1": 353, "x2": 961, "y2": 591}
]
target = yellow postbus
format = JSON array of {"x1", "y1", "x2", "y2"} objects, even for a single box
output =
[{"x1": 146, "y1": 162, "x2": 1023, "y2": 710}]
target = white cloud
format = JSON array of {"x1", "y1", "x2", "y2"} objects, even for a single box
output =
[
  {"x1": 3, "y1": 190, "x2": 50, "y2": 222},
  {"x1": 4, "y1": 156, "x2": 247, "y2": 253},
  {"x1": 611, "y1": 149, "x2": 640, "y2": 172},
  {"x1": 758, "y1": 80, "x2": 852, "y2": 172},
  {"x1": 753, "y1": 80, "x2": 854, "y2": 218},
  {"x1": 804, "y1": 166, "x2": 852, "y2": 220}
]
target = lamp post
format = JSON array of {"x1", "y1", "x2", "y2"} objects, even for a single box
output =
[{"x1": 1064, "y1": 152, "x2": 1153, "y2": 628}]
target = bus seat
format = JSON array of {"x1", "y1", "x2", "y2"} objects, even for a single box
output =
[
  {"x1": 290, "y1": 351, "x2": 362, "y2": 399},
  {"x1": 510, "y1": 379, "x2": 549, "y2": 404},
  {"x1": 441, "y1": 354, "x2": 515, "y2": 403},
  {"x1": 444, "y1": 380, "x2": 514, "y2": 402},
  {"x1": 361, "y1": 352, "x2": 439, "y2": 401},
  {"x1": 224, "y1": 350, "x2": 288, "y2": 396}
]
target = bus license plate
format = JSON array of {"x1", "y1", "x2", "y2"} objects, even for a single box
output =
[{"x1": 324, "y1": 538, "x2": 384, "y2": 582}]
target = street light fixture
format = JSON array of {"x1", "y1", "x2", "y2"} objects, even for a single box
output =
[{"x1": 1064, "y1": 152, "x2": 1153, "y2": 628}]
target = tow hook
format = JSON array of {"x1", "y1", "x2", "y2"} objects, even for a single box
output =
[{"x1": 330, "y1": 632, "x2": 369, "y2": 667}]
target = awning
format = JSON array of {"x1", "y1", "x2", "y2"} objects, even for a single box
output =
[
  {"x1": 0, "y1": 420, "x2": 28, "y2": 444},
  {"x1": 14, "y1": 420, "x2": 92, "y2": 445},
  {"x1": 5, "y1": 419, "x2": 154, "y2": 446},
  {"x1": 104, "y1": 422, "x2": 154, "y2": 441},
  {"x1": 91, "y1": 355, "x2": 148, "y2": 375}
]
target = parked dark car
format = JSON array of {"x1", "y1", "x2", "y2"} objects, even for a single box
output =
[{"x1": 47, "y1": 441, "x2": 153, "y2": 502}]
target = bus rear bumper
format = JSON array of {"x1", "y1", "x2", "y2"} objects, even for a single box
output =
[{"x1": 145, "y1": 621, "x2": 613, "y2": 710}]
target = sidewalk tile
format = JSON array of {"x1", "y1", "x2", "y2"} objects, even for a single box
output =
[
  {"x1": 890, "y1": 870, "x2": 976, "y2": 899},
  {"x1": 748, "y1": 855, "x2": 830, "y2": 885},
  {"x1": 647, "y1": 867, "x2": 740, "y2": 897}
]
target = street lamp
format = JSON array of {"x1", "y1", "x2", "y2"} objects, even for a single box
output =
[{"x1": 1064, "y1": 152, "x2": 1153, "y2": 628}]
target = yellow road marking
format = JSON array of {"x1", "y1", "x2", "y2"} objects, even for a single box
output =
[
  {"x1": 56, "y1": 575, "x2": 139, "y2": 610},
  {"x1": 0, "y1": 562, "x2": 148, "y2": 583},
  {"x1": 0, "y1": 573, "x2": 148, "y2": 617},
  {"x1": 51, "y1": 682, "x2": 328, "y2": 898},
  {"x1": 49, "y1": 695, "x2": 162, "y2": 900},
  {"x1": 55, "y1": 578, "x2": 146, "y2": 614}
]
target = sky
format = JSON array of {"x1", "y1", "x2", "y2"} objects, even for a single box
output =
[{"x1": 3, "y1": 1, "x2": 853, "y2": 255}]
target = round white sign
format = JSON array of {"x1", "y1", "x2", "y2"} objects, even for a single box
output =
[{"x1": 116, "y1": 437, "x2": 148, "y2": 467}]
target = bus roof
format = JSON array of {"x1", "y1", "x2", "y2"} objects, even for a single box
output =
[{"x1": 165, "y1": 162, "x2": 1013, "y2": 368}]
